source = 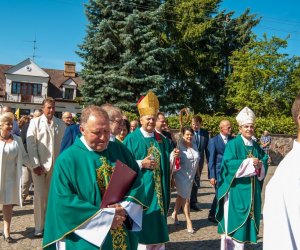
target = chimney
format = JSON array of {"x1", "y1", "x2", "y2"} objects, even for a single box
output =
[{"x1": 64, "y1": 62, "x2": 76, "y2": 77}]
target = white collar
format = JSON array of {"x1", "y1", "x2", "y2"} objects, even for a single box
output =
[
  {"x1": 140, "y1": 127, "x2": 154, "y2": 138},
  {"x1": 220, "y1": 133, "x2": 227, "y2": 140},
  {"x1": 110, "y1": 134, "x2": 116, "y2": 142},
  {"x1": 155, "y1": 129, "x2": 166, "y2": 138},
  {"x1": 80, "y1": 136, "x2": 108, "y2": 152},
  {"x1": 241, "y1": 135, "x2": 253, "y2": 146},
  {"x1": 41, "y1": 114, "x2": 53, "y2": 124}
]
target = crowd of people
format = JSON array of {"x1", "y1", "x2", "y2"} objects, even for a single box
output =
[{"x1": 0, "y1": 91, "x2": 299, "y2": 249}]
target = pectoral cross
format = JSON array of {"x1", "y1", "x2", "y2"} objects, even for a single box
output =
[{"x1": 247, "y1": 151, "x2": 253, "y2": 158}]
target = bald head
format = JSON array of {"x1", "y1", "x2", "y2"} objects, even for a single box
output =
[
  {"x1": 80, "y1": 105, "x2": 109, "y2": 128},
  {"x1": 130, "y1": 120, "x2": 139, "y2": 132},
  {"x1": 33, "y1": 109, "x2": 42, "y2": 118},
  {"x1": 220, "y1": 120, "x2": 231, "y2": 136},
  {"x1": 62, "y1": 111, "x2": 73, "y2": 126},
  {"x1": 79, "y1": 105, "x2": 110, "y2": 152},
  {"x1": 2, "y1": 106, "x2": 12, "y2": 113}
]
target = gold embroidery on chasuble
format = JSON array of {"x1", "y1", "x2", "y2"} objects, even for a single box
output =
[
  {"x1": 148, "y1": 144, "x2": 164, "y2": 215},
  {"x1": 244, "y1": 146, "x2": 256, "y2": 219},
  {"x1": 96, "y1": 156, "x2": 113, "y2": 196},
  {"x1": 96, "y1": 156, "x2": 127, "y2": 250},
  {"x1": 110, "y1": 227, "x2": 127, "y2": 250}
]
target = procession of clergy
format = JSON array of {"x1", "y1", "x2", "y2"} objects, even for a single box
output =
[{"x1": 0, "y1": 90, "x2": 299, "y2": 250}]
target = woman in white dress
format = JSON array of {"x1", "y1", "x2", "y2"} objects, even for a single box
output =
[
  {"x1": 0, "y1": 112, "x2": 30, "y2": 243},
  {"x1": 171, "y1": 127, "x2": 200, "y2": 233}
]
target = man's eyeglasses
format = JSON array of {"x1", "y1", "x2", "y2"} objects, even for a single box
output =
[
  {"x1": 110, "y1": 119, "x2": 123, "y2": 125},
  {"x1": 241, "y1": 125, "x2": 254, "y2": 129}
]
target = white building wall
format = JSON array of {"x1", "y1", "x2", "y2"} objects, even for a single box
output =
[{"x1": 55, "y1": 101, "x2": 82, "y2": 115}]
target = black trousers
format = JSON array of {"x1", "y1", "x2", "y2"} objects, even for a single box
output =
[{"x1": 209, "y1": 185, "x2": 218, "y2": 216}]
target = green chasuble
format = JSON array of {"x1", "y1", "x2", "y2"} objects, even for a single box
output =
[
  {"x1": 43, "y1": 137, "x2": 147, "y2": 250},
  {"x1": 216, "y1": 134, "x2": 268, "y2": 243},
  {"x1": 123, "y1": 128, "x2": 172, "y2": 245}
]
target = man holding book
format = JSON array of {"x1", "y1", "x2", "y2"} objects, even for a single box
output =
[{"x1": 43, "y1": 105, "x2": 146, "y2": 250}]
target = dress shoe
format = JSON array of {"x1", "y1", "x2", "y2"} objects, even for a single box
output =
[
  {"x1": 171, "y1": 212, "x2": 180, "y2": 225},
  {"x1": 187, "y1": 228, "x2": 195, "y2": 234},
  {"x1": 34, "y1": 230, "x2": 43, "y2": 237},
  {"x1": 190, "y1": 204, "x2": 200, "y2": 211},
  {"x1": 208, "y1": 214, "x2": 217, "y2": 223},
  {"x1": 3, "y1": 234, "x2": 15, "y2": 243}
]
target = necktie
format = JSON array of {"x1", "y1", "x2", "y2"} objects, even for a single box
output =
[
  {"x1": 195, "y1": 131, "x2": 200, "y2": 148},
  {"x1": 224, "y1": 137, "x2": 227, "y2": 144}
]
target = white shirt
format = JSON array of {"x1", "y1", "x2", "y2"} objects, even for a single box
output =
[{"x1": 220, "y1": 133, "x2": 228, "y2": 144}]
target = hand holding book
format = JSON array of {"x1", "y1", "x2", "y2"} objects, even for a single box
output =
[{"x1": 101, "y1": 160, "x2": 137, "y2": 209}]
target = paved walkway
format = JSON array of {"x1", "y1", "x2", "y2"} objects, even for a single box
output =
[
  {"x1": 166, "y1": 165, "x2": 275, "y2": 250},
  {"x1": 0, "y1": 165, "x2": 276, "y2": 249}
]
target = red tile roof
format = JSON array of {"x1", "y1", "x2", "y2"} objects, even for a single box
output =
[{"x1": 43, "y1": 68, "x2": 83, "y2": 89}]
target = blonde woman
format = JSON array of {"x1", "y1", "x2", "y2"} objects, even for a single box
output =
[
  {"x1": 0, "y1": 112, "x2": 30, "y2": 243},
  {"x1": 172, "y1": 127, "x2": 200, "y2": 234}
]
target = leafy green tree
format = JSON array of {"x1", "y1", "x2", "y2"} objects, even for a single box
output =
[
  {"x1": 225, "y1": 34, "x2": 300, "y2": 116},
  {"x1": 164, "y1": 0, "x2": 259, "y2": 114},
  {"x1": 78, "y1": 0, "x2": 171, "y2": 112}
]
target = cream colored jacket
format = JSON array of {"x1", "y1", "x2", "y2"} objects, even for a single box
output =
[{"x1": 26, "y1": 114, "x2": 65, "y2": 171}]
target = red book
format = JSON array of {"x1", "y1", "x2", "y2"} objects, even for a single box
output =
[{"x1": 100, "y1": 160, "x2": 137, "y2": 208}]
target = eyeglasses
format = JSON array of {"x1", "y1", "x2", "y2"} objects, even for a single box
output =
[
  {"x1": 241, "y1": 125, "x2": 254, "y2": 129},
  {"x1": 110, "y1": 119, "x2": 123, "y2": 125}
]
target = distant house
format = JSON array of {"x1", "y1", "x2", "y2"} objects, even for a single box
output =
[{"x1": 0, "y1": 58, "x2": 84, "y2": 118}]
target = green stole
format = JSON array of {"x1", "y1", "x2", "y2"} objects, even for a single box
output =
[
  {"x1": 124, "y1": 129, "x2": 172, "y2": 244},
  {"x1": 216, "y1": 134, "x2": 268, "y2": 243},
  {"x1": 43, "y1": 138, "x2": 146, "y2": 250}
]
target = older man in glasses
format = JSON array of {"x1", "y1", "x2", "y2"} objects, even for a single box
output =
[{"x1": 100, "y1": 104, "x2": 123, "y2": 142}]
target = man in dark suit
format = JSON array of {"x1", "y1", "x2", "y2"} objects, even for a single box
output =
[
  {"x1": 207, "y1": 120, "x2": 232, "y2": 222},
  {"x1": 60, "y1": 123, "x2": 81, "y2": 153},
  {"x1": 190, "y1": 115, "x2": 209, "y2": 211}
]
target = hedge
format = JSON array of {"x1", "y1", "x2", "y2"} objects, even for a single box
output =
[
  {"x1": 123, "y1": 112, "x2": 297, "y2": 138},
  {"x1": 167, "y1": 114, "x2": 297, "y2": 138}
]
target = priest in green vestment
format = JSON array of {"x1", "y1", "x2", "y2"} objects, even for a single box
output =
[
  {"x1": 43, "y1": 105, "x2": 146, "y2": 250},
  {"x1": 216, "y1": 107, "x2": 268, "y2": 249},
  {"x1": 124, "y1": 91, "x2": 179, "y2": 250}
]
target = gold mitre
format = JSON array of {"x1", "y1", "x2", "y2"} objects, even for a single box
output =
[{"x1": 137, "y1": 91, "x2": 159, "y2": 117}]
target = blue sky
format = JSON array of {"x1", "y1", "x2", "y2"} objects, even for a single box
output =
[{"x1": 1, "y1": 0, "x2": 299, "y2": 71}]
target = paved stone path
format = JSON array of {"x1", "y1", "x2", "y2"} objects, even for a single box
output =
[{"x1": 0, "y1": 165, "x2": 276, "y2": 249}]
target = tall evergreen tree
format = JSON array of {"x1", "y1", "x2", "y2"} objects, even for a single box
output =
[{"x1": 78, "y1": 0, "x2": 171, "y2": 112}]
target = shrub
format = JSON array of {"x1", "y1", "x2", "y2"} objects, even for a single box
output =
[
  {"x1": 166, "y1": 114, "x2": 296, "y2": 138},
  {"x1": 124, "y1": 112, "x2": 296, "y2": 137}
]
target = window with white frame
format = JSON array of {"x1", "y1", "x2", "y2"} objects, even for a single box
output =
[{"x1": 64, "y1": 88, "x2": 74, "y2": 100}]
